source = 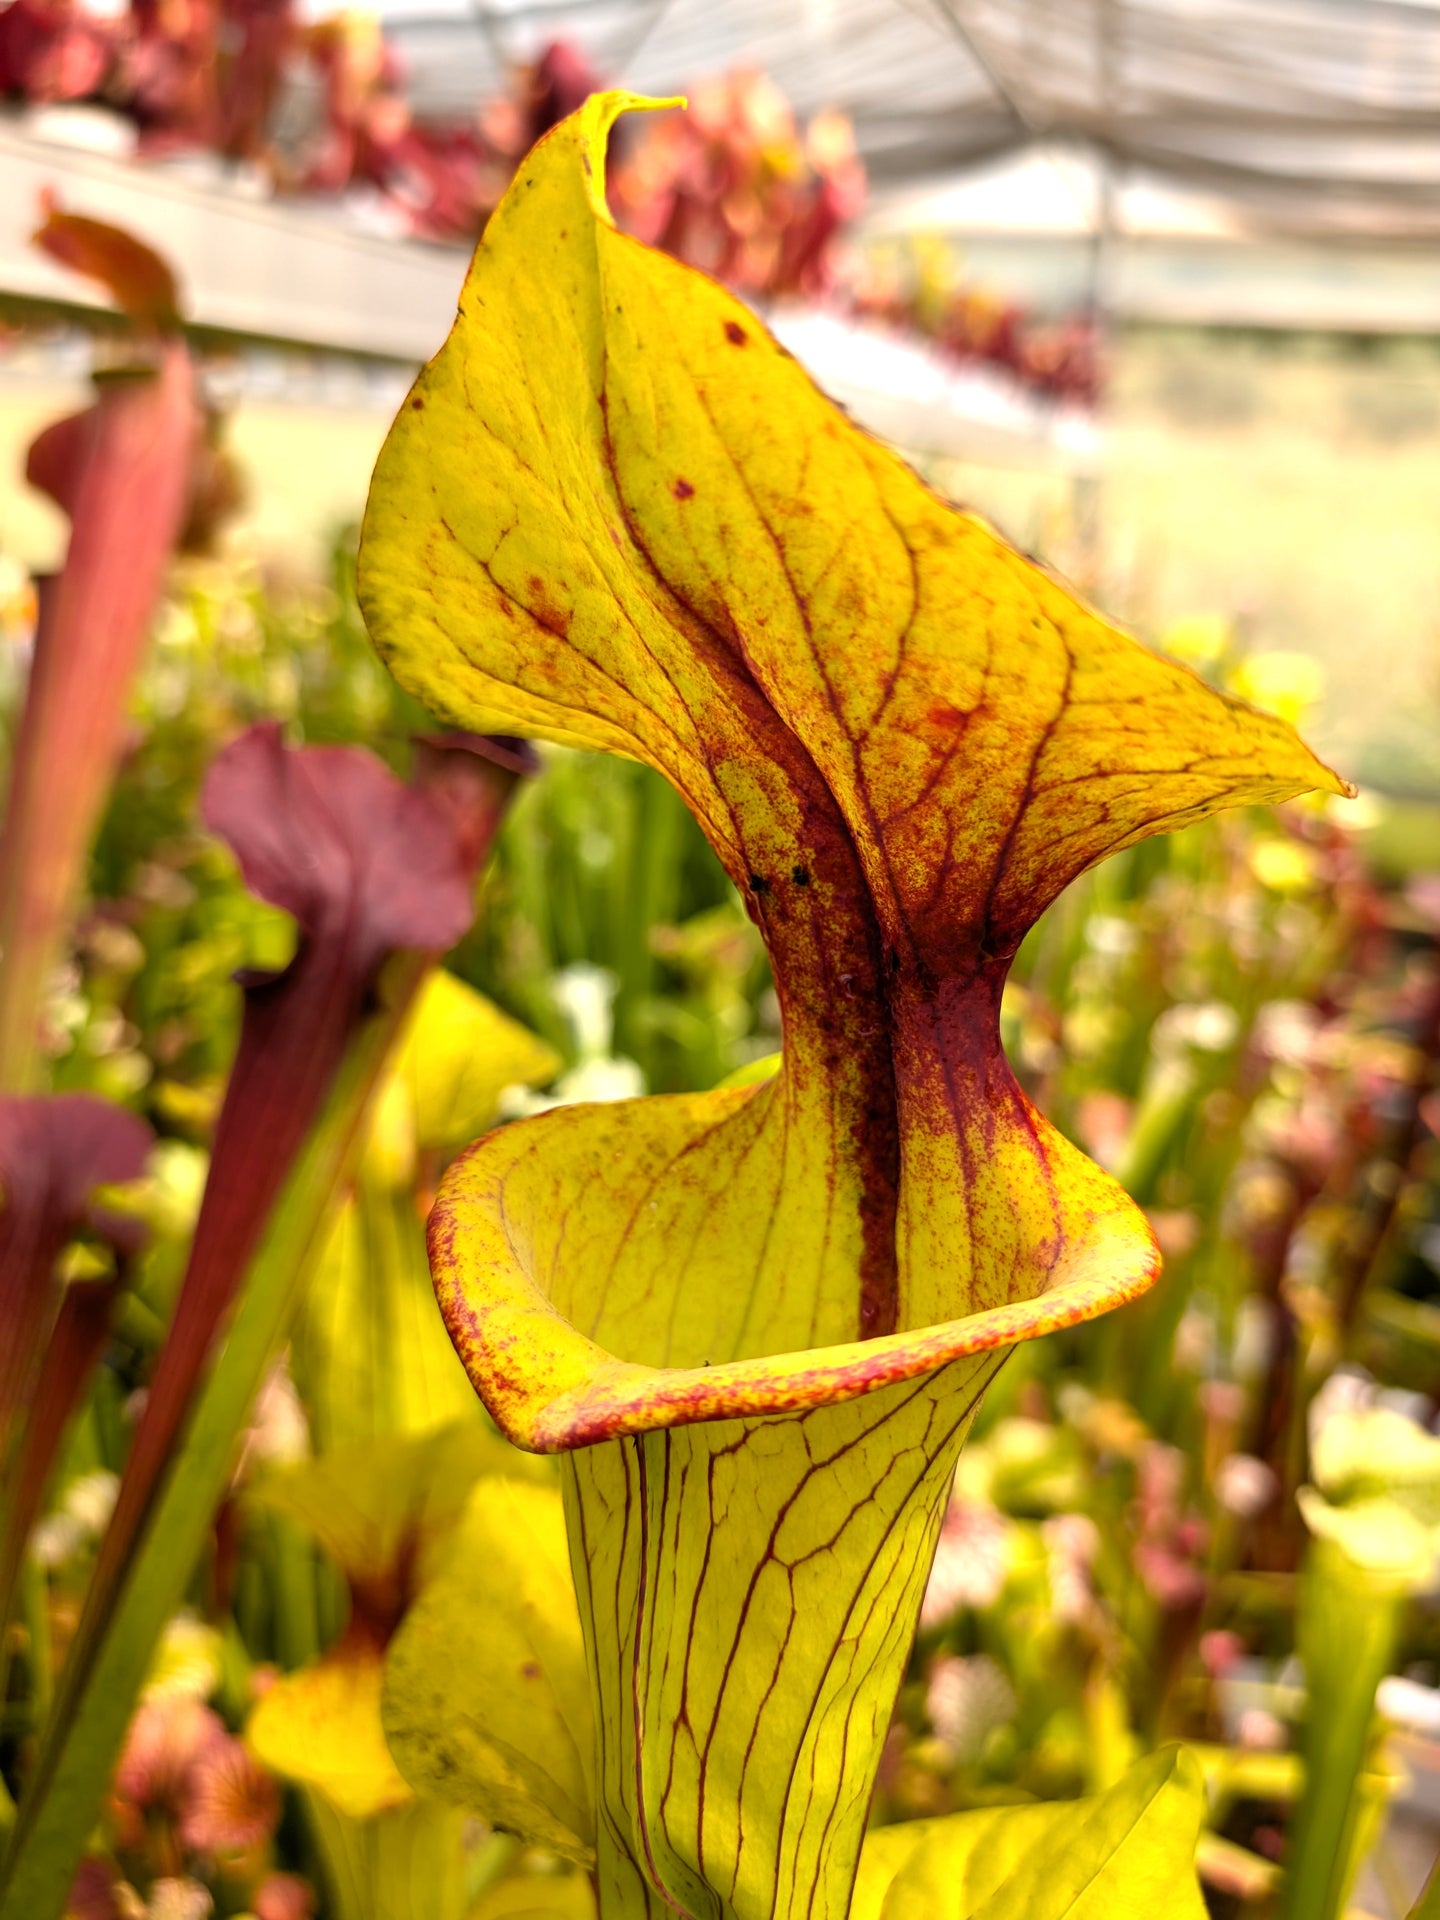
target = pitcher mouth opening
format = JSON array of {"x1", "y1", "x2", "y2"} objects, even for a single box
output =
[{"x1": 429, "y1": 1121, "x2": 1161, "y2": 1455}]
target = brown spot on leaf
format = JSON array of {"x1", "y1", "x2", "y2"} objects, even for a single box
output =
[
  {"x1": 526, "y1": 574, "x2": 570, "y2": 638},
  {"x1": 724, "y1": 320, "x2": 748, "y2": 347},
  {"x1": 410, "y1": 396, "x2": 424, "y2": 411},
  {"x1": 673, "y1": 478, "x2": 695, "y2": 501}
]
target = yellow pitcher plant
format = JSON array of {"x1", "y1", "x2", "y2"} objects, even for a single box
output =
[{"x1": 359, "y1": 93, "x2": 1347, "y2": 1919}]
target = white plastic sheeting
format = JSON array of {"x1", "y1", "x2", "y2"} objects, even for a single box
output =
[{"x1": 380, "y1": 0, "x2": 1440, "y2": 239}]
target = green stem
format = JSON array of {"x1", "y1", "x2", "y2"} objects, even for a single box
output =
[
  {"x1": 21, "y1": 1559, "x2": 52, "y2": 1733},
  {"x1": 1282, "y1": 1538, "x2": 1402, "y2": 1920},
  {"x1": 304, "y1": 1790, "x2": 470, "y2": 1920},
  {"x1": 0, "y1": 954, "x2": 427, "y2": 1920},
  {"x1": 268, "y1": 1511, "x2": 321, "y2": 1674},
  {"x1": 467, "y1": 1831, "x2": 522, "y2": 1901}
]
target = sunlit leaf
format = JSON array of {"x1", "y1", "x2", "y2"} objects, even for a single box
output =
[
  {"x1": 1309, "y1": 1406, "x2": 1440, "y2": 1530},
  {"x1": 381, "y1": 1476, "x2": 594, "y2": 1864},
  {"x1": 850, "y1": 1822, "x2": 931, "y2": 1920},
  {"x1": 471, "y1": 1876, "x2": 596, "y2": 1920},
  {"x1": 359, "y1": 91, "x2": 1347, "y2": 1919},
  {"x1": 247, "y1": 1637, "x2": 412, "y2": 1821},
  {"x1": 1297, "y1": 1488, "x2": 1440, "y2": 1590},
  {"x1": 292, "y1": 971, "x2": 557, "y2": 1445},
  {"x1": 246, "y1": 1421, "x2": 545, "y2": 1596},
  {"x1": 857, "y1": 1747, "x2": 1207, "y2": 1918},
  {"x1": 293, "y1": 1191, "x2": 482, "y2": 1450},
  {"x1": 378, "y1": 966, "x2": 560, "y2": 1171},
  {"x1": 246, "y1": 1430, "x2": 566, "y2": 1845},
  {"x1": 301, "y1": 1783, "x2": 471, "y2": 1920}
]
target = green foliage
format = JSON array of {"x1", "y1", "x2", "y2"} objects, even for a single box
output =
[
  {"x1": 471, "y1": 1876, "x2": 597, "y2": 1919},
  {"x1": 854, "y1": 1747, "x2": 1207, "y2": 1919},
  {"x1": 381, "y1": 1476, "x2": 594, "y2": 1860},
  {"x1": 461, "y1": 744, "x2": 771, "y2": 1095}
]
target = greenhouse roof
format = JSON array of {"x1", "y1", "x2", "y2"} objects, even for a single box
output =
[{"x1": 382, "y1": 0, "x2": 1440, "y2": 240}]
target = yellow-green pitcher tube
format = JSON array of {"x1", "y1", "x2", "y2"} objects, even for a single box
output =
[{"x1": 563, "y1": 1364, "x2": 995, "y2": 1917}]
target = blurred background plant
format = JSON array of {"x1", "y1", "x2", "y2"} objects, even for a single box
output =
[{"x1": 0, "y1": 33, "x2": 1438, "y2": 1920}]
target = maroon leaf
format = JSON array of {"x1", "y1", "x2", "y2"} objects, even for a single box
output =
[
  {"x1": 0, "y1": 1095, "x2": 152, "y2": 1625},
  {"x1": 214, "y1": 0, "x2": 293, "y2": 162},
  {"x1": 93, "y1": 725, "x2": 525, "y2": 1622},
  {"x1": 64, "y1": 1857, "x2": 128, "y2": 1920},
  {"x1": 0, "y1": 1096, "x2": 151, "y2": 1438},
  {"x1": 409, "y1": 731, "x2": 537, "y2": 874},
  {"x1": 32, "y1": 198, "x2": 182, "y2": 329},
  {"x1": 200, "y1": 721, "x2": 481, "y2": 982},
  {"x1": 0, "y1": 339, "x2": 199, "y2": 1091},
  {"x1": 5, "y1": 1274, "x2": 119, "y2": 1590}
]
